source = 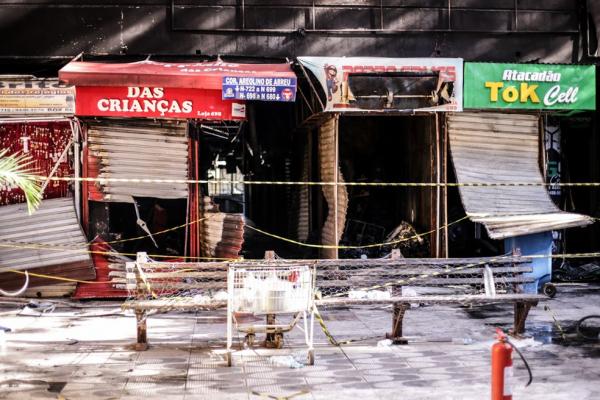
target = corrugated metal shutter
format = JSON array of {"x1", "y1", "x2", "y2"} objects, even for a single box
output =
[
  {"x1": 0, "y1": 197, "x2": 93, "y2": 273},
  {"x1": 319, "y1": 116, "x2": 348, "y2": 258},
  {"x1": 200, "y1": 197, "x2": 245, "y2": 259},
  {"x1": 448, "y1": 112, "x2": 592, "y2": 239},
  {"x1": 87, "y1": 120, "x2": 188, "y2": 203}
]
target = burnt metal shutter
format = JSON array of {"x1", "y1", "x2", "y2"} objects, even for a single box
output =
[
  {"x1": 0, "y1": 197, "x2": 94, "y2": 287},
  {"x1": 200, "y1": 197, "x2": 245, "y2": 259},
  {"x1": 448, "y1": 112, "x2": 592, "y2": 239},
  {"x1": 319, "y1": 115, "x2": 348, "y2": 258},
  {"x1": 87, "y1": 120, "x2": 188, "y2": 203}
]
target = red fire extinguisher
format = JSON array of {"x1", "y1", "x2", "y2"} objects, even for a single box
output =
[{"x1": 492, "y1": 328, "x2": 533, "y2": 400}]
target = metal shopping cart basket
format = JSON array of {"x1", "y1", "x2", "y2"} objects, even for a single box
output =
[{"x1": 226, "y1": 264, "x2": 316, "y2": 366}]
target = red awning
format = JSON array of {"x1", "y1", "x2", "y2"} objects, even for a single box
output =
[{"x1": 59, "y1": 60, "x2": 296, "y2": 90}]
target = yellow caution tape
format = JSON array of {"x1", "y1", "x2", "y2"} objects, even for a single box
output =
[
  {"x1": 6, "y1": 268, "x2": 113, "y2": 284},
  {"x1": 86, "y1": 217, "x2": 207, "y2": 247},
  {"x1": 135, "y1": 263, "x2": 157, "y2": 299},
  {"x1": 312, "y1": 304, "x2": 340, "y2": 346},
  {"x1": 246, "y1": 216, "x2": 469, "y2": 249},
  {"x1": 29, "y1": 175, "x2": 600, "y2": 188},
  {"x1": 0, "y1": 241, "x2": 240, "y2": 262},
  {"x1": 543, "y1": 304, "x2": 567, "y2": 341},
  {"x1": 251, "y1": 390, "x2": 310, "y2": 400}
]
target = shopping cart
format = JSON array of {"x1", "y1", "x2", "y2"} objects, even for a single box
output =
[{"x1": 226, "y1": 264, "x2": 316, "y2": 366}]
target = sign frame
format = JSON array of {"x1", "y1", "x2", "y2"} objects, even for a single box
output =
[
  {"x1": 297, "y1": 57, "x2": 463, "y2": 112},
  {"x1": 0, "y1": 78, "x2": 75, "y2": 116},
  {"x1": 463, "y1": 62, "x2": 596, "y2": 111},
  {"x1": 74, "y1": 86, "x2": 246, "y2": 120}
]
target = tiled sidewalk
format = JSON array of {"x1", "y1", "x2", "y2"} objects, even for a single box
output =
[{"x1": 0, "y1": 284, "x2": 599, "y2": 399}]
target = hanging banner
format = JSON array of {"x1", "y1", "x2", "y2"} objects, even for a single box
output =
[
  {"x1": 464, "y1": 63, "x2": 596, "y2": 110},
  {"x1": 297, "y1": 57, "x2": 463, "y2": 112},
  {"x1": 222, "y1": 76, "x2": 297, "y2": 102},
  {"x1": 0, "y1": 79, "x2": 75, "y2": 116},
  {"x1": 75, "y1": 86, "x2": 246, "y2": 120}
]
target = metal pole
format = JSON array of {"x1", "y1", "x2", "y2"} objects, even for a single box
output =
[
  {"x1": 72, "y1": 119, "x2": 81, "y2": 223},
  {"x1": 333, "y1": 115, "x2": 339, "y2": 259},
  {"x1": 435, "y1": 114, "x2": 441, "y2": 258},
  {"x1": 443, "y1": 114, "x2": 449, "y2": 257}
]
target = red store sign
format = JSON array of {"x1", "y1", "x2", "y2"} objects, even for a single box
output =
[{"x1": 75, "y1": 86, "x2": 246, "y2": 120}]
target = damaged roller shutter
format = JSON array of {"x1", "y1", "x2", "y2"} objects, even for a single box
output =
[
  {"x1": 448, "y1": 112, "x2": 593, "y2": 239},
  {"x1": 86, "y1": 120, "x2": 188, "y2": 203},
  {"x1": 319, "y1": 115, "x2": 348, "y2": 258},
  {"x1": 0, "y1": 197, "x2": 94, "y2": 290}
]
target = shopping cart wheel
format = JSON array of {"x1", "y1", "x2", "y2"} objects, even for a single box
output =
[
  {"x1": 543, "y1": 283, "x2": 557, "y2": 298},
  {"x1": 273, "y1": 333, "x2": 284, "y2": 349},
  {"x1": 244, "y1": 333, "x2": 256, "y2": 348},
  {"x1": 307, "y1": 350, "x2": 315, "y2": 366},
  {"x1": 226, "y1": 351, "x2": 232, "y2": 367}
]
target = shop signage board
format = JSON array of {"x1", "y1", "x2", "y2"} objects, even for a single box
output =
[
  {"x1": 222, "y1": 76, "x2": 297, "y2": 102},
  {"x1": 297, "y1": 57, "x2": 463, "y2": 112},
  {"x1": 0, "y1": 79, "x2": 75, "y2": 116},
  {"x1": 75, "y1": 86, "x2": 246, "y2": 120},
  {"x1": 464, "y1": 63, "x2": 596, "y2": 110}
]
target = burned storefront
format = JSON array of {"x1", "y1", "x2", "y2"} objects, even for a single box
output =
[
  {"x1": 283, "y1": 58, "x2": 597, "y2": 294},
  {"x1": 0, "y1": 76, "x2": 94, "y2": 297},
  {"x1": 289, "y1": 57, "x2": 463, "y2": 260},
  {"x1": 456, "y1": 62, "x2": 596, "y2": 292},
  {"x1": 58, "y1": 58, "x2": 297, "y2": 297}
]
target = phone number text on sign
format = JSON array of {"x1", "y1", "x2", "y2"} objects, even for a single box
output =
[{"x1": 222, "y1": 76, "x2": 296, "y2": 102}]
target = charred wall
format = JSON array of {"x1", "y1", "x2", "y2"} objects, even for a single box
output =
[{"x1": 0, "y1": 0, "x2": 587, "y2": 74}]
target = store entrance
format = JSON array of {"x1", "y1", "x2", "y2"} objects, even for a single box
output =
[{"x1": 338, "y1": 115, "x2": 437, "y2": 258}]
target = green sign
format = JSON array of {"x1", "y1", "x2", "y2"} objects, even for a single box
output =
[{"x1": 464, "y1": 63, "x2": 596, "y2": 110}]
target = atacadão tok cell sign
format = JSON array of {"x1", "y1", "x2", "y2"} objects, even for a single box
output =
[{"x1": 464, "y1": 63, "x2": 595, "y2": 110}]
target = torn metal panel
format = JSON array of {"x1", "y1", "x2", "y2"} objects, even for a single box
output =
[
  {"x1": 86, "y1": 120, "x2": 188, "y2": 203},
  {"x1": 0, "y1": 197, "x2": 94, "y2": 288},
  {"x1": 448, "y1": 112, "x2": 593, "y2": 239},
  {"x1": 319, "y1": 115, "x2": 348, "y2": 258},
  {"x1": 200, "y1": 197, "x2": 245, "y2": 260}
]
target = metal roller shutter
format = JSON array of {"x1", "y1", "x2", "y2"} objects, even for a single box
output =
[
  {"x1": 319, "y1": 115, "x2": 348, "y2": 257},
  {"x1": 87, "y1": 120, "x2": 188, "y2": 203},
  {"x1": 448, "y1": 112, "x2": 592, "y2": 239},
  {"x1": 0, "y1": 197, "x2": 94, "y2": 288}
]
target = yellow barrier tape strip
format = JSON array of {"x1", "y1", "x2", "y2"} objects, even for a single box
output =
[
  {"x1": 5, "y1": 268, "x2": 113, "y2": 284},
  {"x1": 30, "y1": 175, "x2": 600, "y2": 187},
  {"x1": 135, "y1": 263, "x2": 157, "y2": 299},
  {"x1": 312, "y1": 304, "x2": 339, "y2": 346},
  {"x1": 87, "y1": 217, "x2": 207, "y2": 247},
  {"x1": 246, "y1": 216, "x2": 469, "y2": 249},
  {"x1": 543, "y1": 304, "x2": 567, "y2": 341},
  {"x1": 0, "y1": 241, "x2": 240, "y2": 262},
  {"x1": 0, "y1": 213, "x2": 465, "y2": 253},
  {"x1": 251, "y1": 390, "x2": 310, "y2": 400},
  {"x1": 0, "y1": 218, "x2": 212, "y2": 250}
]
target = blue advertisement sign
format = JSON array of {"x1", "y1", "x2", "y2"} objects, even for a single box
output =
[{"x1": 222, "y1": 76, "x2": 297, "y2": 102}]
